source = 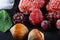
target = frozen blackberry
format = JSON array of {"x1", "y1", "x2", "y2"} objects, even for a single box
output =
[
  {"x1": 13, "y1": 13, "x2": 25, "y2": 24},
  {"x1": 46, "y1": 11, "x2": 60, "y2": 22}
]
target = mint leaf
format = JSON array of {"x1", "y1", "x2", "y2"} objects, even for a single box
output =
[{"x1": 0, "y1": 10, "x2": 12, "y2": 32}]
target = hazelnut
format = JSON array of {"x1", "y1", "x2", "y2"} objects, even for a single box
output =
[
  {"x1": 28, "y1": 29, "x2": 44, "y2": 40},
  {"x1": 10, "y1": 23, "x2": 29, "y2": 40}
]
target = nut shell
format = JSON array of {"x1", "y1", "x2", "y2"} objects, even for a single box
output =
[
  {"x1": 28, "y1": 29, "x2": 44, "y2": 40},
  {"x1": 10, "y1": 23, "x2": 29, "y2": 40}
]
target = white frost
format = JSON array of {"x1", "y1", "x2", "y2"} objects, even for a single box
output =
[{"x1": 0, "y1": 0, "x2": 14, "y2": 9}]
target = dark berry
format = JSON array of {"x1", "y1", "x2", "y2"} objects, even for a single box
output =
[
  {"x1": 13, "y1": 13, "x2": 25, "y2": 24},
  {"x1": 41, "y1": 20, "x2": 51, "y2": 31},
  {"x1": 56, "y1": 19, "x2": 60, "y2": 30},
  {"x1": 46, "y1": 11, "x2": 60, "y2": 22}
]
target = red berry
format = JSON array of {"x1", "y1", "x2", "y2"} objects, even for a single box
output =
[
  {"x1": 29, "y1": 9, "x2": 43, "y2": 26},
  {"x1": 41, "y1": 20, "x2": 51, "y2": 31},
  {"x1": 18, "y1": 0, "x2": 46, "y2": 14},
  {"x1": 56, "y1": 19, "x2": 60, "y2": 30},
  {"x1": 46, "y1": 0, "x2": 60, "y2": 12}
]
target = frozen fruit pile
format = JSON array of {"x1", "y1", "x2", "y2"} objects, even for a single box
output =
[
  {"x1": 0, "y1": 0, "x2": 60, "y2": 40},
  {"x1": 17, "y1": 0, "x2": 60, "y2": 31}
]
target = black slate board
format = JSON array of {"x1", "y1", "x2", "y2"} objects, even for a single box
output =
[{"x1": 0, "y1": 0, "x2": 60, "y2": 40}]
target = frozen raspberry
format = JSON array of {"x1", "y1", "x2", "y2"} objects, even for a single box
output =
[
  {"x1": 46, "y1": 11, "x2": 60, "y2": 22},
  {"x1": 18, "y1": 0, "x2": 45, "y2": 14},
  {"x1": 56, "y1": 19, "x2": 60, "y2": 30},
  {"x1": 13, "y1": 13, "x2": 25, "y2": 24},
  {"x1": 29, "y1": 9, "x2": 43, "y2": 26},
  {"x1": 46, "y1": 0, "x2": 60, "y2": 12},
  {"x1": 41, "y1": 20, "x2": 51, "y2": 31}
]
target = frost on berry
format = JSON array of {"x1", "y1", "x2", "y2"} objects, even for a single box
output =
[
  {"x1": 46, "y1": 11, "x2": 60, "y2": 22},
  {"x1": 41, "y1": 20, "x2": 51, "y2": 31},
  {"x1": 29, "y1": 9, "x2": 43, "y2": 26},
  {"x1": 13, "y1": 13, "x2": 25, "y2": 24},
  {"x1": 46, "y1": 0, "x2": 60, "y2": 12},
  {"x1": 18, "y1": 0, "x2": 46, "y2": 14},
  {"x1": 56, "y1": 19, "x2": 60, "y2": 30}
]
